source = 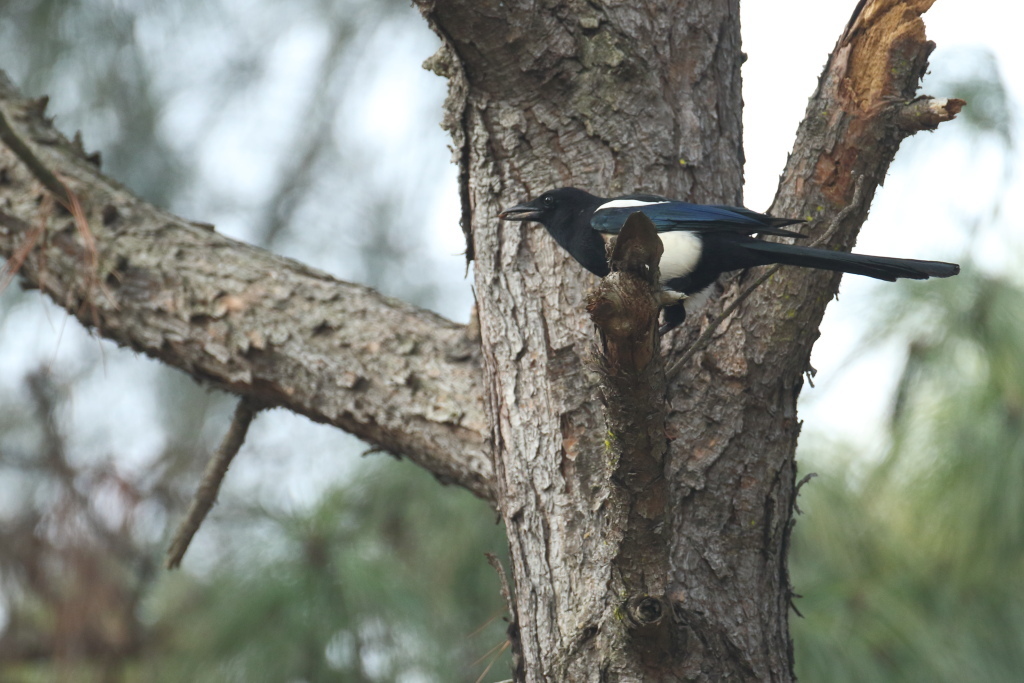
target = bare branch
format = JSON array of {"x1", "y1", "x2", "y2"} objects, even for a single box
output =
[
  {"x1": 895, "y1": 96, "x2": 966, "y2": 132},
  {"x1": 0, "y1": 71, "x2": 495, "y2": 502}
]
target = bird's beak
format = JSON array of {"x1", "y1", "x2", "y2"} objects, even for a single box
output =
[{"x1": 498, "y1": 201, "x2": 540, "y2": 221}]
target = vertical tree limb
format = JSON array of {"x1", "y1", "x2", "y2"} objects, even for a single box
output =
[{"x1": 587, "y1": 213, "x2": 673, "y2": 674}]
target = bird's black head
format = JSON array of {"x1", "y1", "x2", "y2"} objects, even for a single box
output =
[
  {"x1": 498, "y1": 187, "x2": 599, "y2": 228},
  {"x1": 498, "y1": 187, "x2": 609, "y2": 276}
]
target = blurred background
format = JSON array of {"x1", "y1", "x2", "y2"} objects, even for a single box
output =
[{"x1": 0, "y1": 1, "x2": 1019, "y2": 681}]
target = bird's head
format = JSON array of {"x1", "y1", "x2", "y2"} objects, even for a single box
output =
[
  {"x1": 498, "y1": 187, "x2": 609, "y2": 277},
  {"x1": 498, "y1": 187, "x2": 600, "y2": 237}
]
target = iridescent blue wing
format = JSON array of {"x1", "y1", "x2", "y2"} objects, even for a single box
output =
[{"x1": 591, "y1": 198, "x2": 805, "y2": 237}]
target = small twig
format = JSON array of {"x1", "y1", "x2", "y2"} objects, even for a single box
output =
[
  {"x1": 894, "y1": 97, "x2": 965, "y2": 133},
  {"x1": 789, "y1": 592, "x2": 806, "y2": 619},
  {"x1": 466, "y1": 608, "x2": 507, "y2": 639},
  {"x1": 668, "y1": 178, "x2": 866, "y2": 377},
  {"x1": 474, "y1": 640, "x2": 511, "y2": 683},
  {"x1": 0, "y1": 107, "x2": 72, "y2": 206},
  {"x1": 471, "y1": 636, "x2": 510, "y2": 668},
  {"x1": 485, "y1": 552, "x2": 514, "y2": 617},
  {"x1": 166, "y1": 398, "x2": 261, "y2": 569},
  {"x1": 0, "y1": 210, "x2": 44, "y2": 294},
  {"x1": 793, "y1": 472, "x2": 819, "y2": 515}
]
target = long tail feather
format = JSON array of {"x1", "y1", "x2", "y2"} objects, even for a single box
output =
[{"x1": 741, "y1": 241, "x2": 960, "y2": 281}]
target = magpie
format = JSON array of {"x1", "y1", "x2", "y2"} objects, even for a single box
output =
[{"x1": 499, "y1": 187, "x2": 960, "y2": 333}]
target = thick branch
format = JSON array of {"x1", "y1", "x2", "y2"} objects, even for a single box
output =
[
  {"x1": 661, "y1": 1, "x2": 961, "y2": 679},
  {"x1": 0, "y1": 72, "x2": 494, "y2": 502},
  {"x1": 587, "y1": 213, "x2": 672, "y2": 671},
  {"x1": 748, "y1": 0, "x2": 960, "y2": 350}
]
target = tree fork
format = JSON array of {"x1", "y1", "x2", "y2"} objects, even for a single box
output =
[{"x1": 417, "y1": 0, "x2": 960, "y2": 680}]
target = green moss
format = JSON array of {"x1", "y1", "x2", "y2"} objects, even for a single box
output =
[{"x1": 580, "y1": 30, "x2": 625, "y2": 69}]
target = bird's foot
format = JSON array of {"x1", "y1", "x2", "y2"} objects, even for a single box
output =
[{"x1": 655, "y1": 290, "x2": 687, "y2": 307}]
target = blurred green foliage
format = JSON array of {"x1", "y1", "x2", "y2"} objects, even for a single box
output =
[
  {"x1": 144, "y1": 464, "x2": 509, "y2": 683},
  {"x1": 793, "y1": 271, "x2": 1024, "y2": 681}
]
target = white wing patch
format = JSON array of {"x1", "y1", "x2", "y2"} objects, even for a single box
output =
[
  {"x1": 596, "y1": 199, "x2": 671, "y2": 211},
  {"x1": 658, "y1": 231, "x2": 702, "y2": 281}
]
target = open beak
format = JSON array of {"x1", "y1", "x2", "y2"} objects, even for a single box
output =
[{"x1": 498, "y1": 202, "x2": 541, "y2": 221}]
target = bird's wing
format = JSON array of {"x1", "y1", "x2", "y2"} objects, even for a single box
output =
[{"x1": 591, "y1": 199, "x2": 805, "y2": 238}]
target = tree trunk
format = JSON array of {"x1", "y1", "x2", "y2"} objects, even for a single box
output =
[
  {"x1": 416, "y1": 0, "x2": 959, "y2": 679},
  {"x1": 0, "y1": 0, "x2": 962, "y2": 679}
]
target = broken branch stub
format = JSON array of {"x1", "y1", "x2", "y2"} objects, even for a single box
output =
[{"x1": 586, "y1": 211, "x2": 664, "y2": 374}]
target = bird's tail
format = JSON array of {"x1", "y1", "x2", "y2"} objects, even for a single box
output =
[{"x1": 740, "y1": 241, "x2": 960, "y2": 281}]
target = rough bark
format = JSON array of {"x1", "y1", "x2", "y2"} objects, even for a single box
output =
[
  {"x1": 0, "y1": 73, "x2": 493, "y2": 501},
  {"x1": 0, "y1": 0, "x2": 964, "y2": 679},
  {"x1": 664, "y1": 3, "x2": 962, "y2": 678},
  {"x1": 587, "y1": 214, "x2": 674, "y2": 678},
  {"x1": 415, "y1": 0, "x2": 750, "y2": 676},
  {"x1": 416, "y1": 0, "x2": 960, "y2": 680}
]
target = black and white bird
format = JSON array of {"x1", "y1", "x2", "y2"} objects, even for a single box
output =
[{"x1": 499, "y1": 187, "x2": 960, "y2": 333}]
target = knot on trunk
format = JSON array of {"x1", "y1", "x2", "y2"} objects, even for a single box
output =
[{"x1": 626, "y1": 594, "x2": 665, "y2": 627}]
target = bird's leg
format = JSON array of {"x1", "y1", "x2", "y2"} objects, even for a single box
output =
[{"x1": 658, "y1": 301, "x2": 687, "y2": 335}]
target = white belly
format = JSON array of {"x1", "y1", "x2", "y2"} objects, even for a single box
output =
[
  {"x1": 657, "y1": 231, "x2": 702, "y2": 281},
  {"x1": 599, "y1": 230, "x2": 702, "y2": 282},
  {"x1": 682, "y1": 284, "x2": 714, "y2": 314}
]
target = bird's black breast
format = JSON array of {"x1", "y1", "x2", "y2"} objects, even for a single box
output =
[{"x1": 570, "y1": 226, "x2": 609, "y2": 277}]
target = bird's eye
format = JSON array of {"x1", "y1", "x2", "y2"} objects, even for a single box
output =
[{"x1": 542, "y1": 195, "x2": 555, "y2": 207}]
